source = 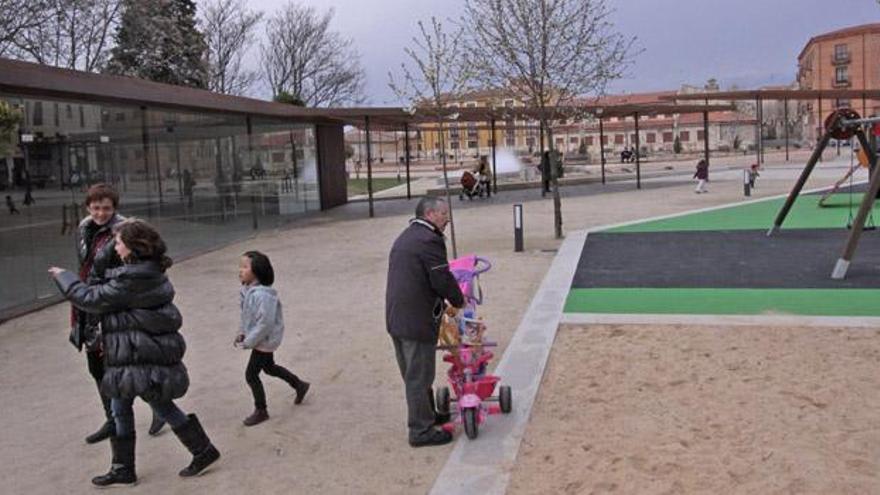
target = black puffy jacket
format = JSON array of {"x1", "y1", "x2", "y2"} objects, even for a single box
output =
[
  {"x1": 55, "y1": 261, "x2": 189, "y2": 402},
  {"x1": 385, "y1": 219, "x2": 464, "y2": 343}
]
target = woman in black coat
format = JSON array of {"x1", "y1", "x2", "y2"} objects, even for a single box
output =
[{"x1": 50, "y1": 219, "x2": 220, "y2": 487}]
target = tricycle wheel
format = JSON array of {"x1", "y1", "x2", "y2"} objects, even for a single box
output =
[
  {"x1": 499, "y1": 385, "x2": 512, "y2": 414},
  {"x1": 436, "y1": 386, "x2": 451, "y2": 415},
  {"x1": 463, "y1": 408, "x2": 478, "y2": 439}
]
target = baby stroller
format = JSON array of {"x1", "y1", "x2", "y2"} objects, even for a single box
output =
[
  {"x1": 436, "y1": 255, "x2": 512, "y2": 439},
  {"x1": 459, "y1": 170, "x2": 488, "y2": 200}
]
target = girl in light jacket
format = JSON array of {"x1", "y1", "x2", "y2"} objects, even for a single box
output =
[{"x1": 236, "y1": 251, "x2": 310, "y2": 426}]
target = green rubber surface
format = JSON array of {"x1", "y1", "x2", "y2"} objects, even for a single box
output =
[
  {"x1": 564, "y1": 288, "x2": 880, "y2": 316},
  {"x1": 607, "y1": 193, "x2": 878, "y2": 233}
]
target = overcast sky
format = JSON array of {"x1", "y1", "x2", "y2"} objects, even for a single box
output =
[{"x1": 223, "y1": 0, "x2": 880, "y2": 104}]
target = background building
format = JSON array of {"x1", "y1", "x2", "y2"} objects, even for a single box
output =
[{"x1": 797, "y1": 23, "x2": 880, "y2": 141}]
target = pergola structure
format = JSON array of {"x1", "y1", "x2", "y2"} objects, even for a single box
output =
[
  {"x1": 663, "y1": 89, "x2": 880, "y2": 165},
  {"x1": 327, "y1": 101, "x2": 735, "y2": 216}
]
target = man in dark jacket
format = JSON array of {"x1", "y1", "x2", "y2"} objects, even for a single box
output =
[
  {"x1": 386, "y1": 196, "x2": 464, "y2": 447},
  {"x1": 73, "y1": 184, "x2": 165, "y2": 444}
]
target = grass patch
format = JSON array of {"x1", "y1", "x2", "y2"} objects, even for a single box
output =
[{"x1": 347, "y1": 178, "x2": 404, "y2": 196}]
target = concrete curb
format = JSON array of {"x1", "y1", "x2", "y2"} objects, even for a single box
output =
[
  {"x1": 560, "y1": 313, "x2": 880, "y2": 328},
  {"x1": 428, "y1": 230, "x2": 587, "y2": 495}
]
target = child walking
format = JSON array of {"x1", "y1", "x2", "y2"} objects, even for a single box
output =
[{"x1": 236, "y1": 251, "x2": 310, "y2": 426}]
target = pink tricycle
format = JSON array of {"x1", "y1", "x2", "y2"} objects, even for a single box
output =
[{"x1": 436, "y1": 255, "x2": 512, "y2": 439}]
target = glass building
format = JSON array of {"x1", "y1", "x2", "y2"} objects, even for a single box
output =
[{"x1": 0, "y1": 58, "x2": 347, "y2": 320}]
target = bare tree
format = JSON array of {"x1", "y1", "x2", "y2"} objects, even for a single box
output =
[
  {"x1": 10, "y1": 0, "x2": 121, "y2": 72},
  {"x1": 0, "y1": 0, "x2": 53, "y2": 57},
  {"x1": 201, "y1": 0, "x2": 262, "y2": 96},
  {"x1": 389, "y1": 17, "x2": 474, "y2": 257},
  {"x1": 261, "y1": 3, "x2": 365, "y2": 107},
  {"x1": 462, "y1": 0, "x2": 634, "y2": 238}
]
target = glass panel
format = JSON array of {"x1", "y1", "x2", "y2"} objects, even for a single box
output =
[{"x1": 0, "y1": 93, "x2": 320, "y2": 316}]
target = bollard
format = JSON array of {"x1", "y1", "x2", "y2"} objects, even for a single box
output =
[
  {"x1": 513, "y1": 203, "x2": 523, "y2": 252},
  {"x1": 743, "y1": 169, "x2": 751, "y2": 197}
]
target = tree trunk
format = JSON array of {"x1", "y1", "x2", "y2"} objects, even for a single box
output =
[
  {"x1": 545, "y1": 119, "x2": 563, "y2": 239},
  {"x1": 438, "y1": 119, "x2": 458, "y2": 257}
]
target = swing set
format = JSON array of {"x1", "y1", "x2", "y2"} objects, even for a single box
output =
[{"x1": 767, "y1": 108, "x2": 879, "y2": 279}]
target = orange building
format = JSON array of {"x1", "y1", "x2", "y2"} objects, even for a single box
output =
[{"x1": 797, "y1": 23, "x2": 880, "y2": 140}]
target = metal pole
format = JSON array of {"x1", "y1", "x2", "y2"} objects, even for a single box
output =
[
  {"x1": 756, "y1": 96, "x2": 764, "y2": 165},
  {"x1": 365, "y1": 116, "x2": 374, "y2": 218},
  {"x1": 768, "y1": 130, "x2": 833, "y2": 235},
  {"x1": 818, "y1": 96, "x2": 823, "y2": 162},
  {"x1": 634, "y1": 112, "x2": 641, "y2": 189},
  {"x1": 784, "y1": 98, "x2": 790, "y2": 162},
  {"x1": 599, "y1": 117, "x2": 606, "y2": 184},
  {"x1": 702, "y1": 110, "x2": 710, "y2": 169},
  {"x1": 833, "y1": 128, "x2": 880, "y2": 279},
  {"x1": 491, "y1": 118, "x2": 497, "y2": 194},
  {"x1": 140, "y1": 107, "x2": 153, "y2": 218},
  {"x1": 404, "y1": 122, "x2": 411, "y2": 200},
  {"x1": 539, "y1": 120, "x2": 546, "y2": 196}
]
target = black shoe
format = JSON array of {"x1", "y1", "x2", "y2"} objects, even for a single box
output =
[
  {"x1": 409, "y1": 428, "x2": 453, "y2": 448},
  {"x1": 294, "y1": 382, "x2": 310, "y2": 405},
  {"x1": 148, "y1": 414, "x2": 166, "y2": 436},
  {"x1": 91, "y1": 465, "x2": 137, "y2": 487},
  {"x1": 172, "y1": 414, "x2": 221, "y2": 477},
  {"x1": 86, "y1": 420, "x2": 115, "y2": 445},
  {"x1": 92, "y1": 435, "x2": 137, "y2": 487},
  {"x1": 243, "y1": 409, "x2": 269, "y2": 426}
]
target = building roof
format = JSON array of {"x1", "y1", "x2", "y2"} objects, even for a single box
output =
[
  {"x1": 0, "y1": 57, "x2": 335, "y2": 123},
  {"x1": 663, "y1": 88, "x2": 880, "y2": 102},
  {"x1": 797, "y1": 23, "x2": 880, "y2": 61}
]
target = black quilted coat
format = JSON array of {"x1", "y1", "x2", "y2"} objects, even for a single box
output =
[{"x1": 54, "y1": 261, "x2": 189, "y2": 402}]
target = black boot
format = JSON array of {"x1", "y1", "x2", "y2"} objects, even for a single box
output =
[
  {"x1": 172, "y1": 414, "x2": 220, "y2": 477},
  {"x1": 148, "y1": 411, "x2": 166, "y2": 436},
  {"x1": 86, "y1": 394, "x2": 115, "y2": 444},
  {"x1": 91, "y1": 434, "x2": 137, "y2": 487}
]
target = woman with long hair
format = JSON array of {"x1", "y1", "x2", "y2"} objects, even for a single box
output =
[{"x1": 50, "y1": 219, "x2": 220, "y2": 487}]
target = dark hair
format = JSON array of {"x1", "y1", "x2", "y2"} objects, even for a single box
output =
[
  {"x1": 85, "y1": 183, "x2": 119, "y2": 208},
  {"x1": 113, "y1": 219, "x2": 172, "y2": 271},
  {"x1": 242, "y1": 250, "x2": 274, "y2": 286},
  {"x1": 415, "y1": 196, "x2": 446, "y2": 219}
]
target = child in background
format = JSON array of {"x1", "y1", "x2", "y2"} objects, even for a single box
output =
[{"x1": 235, "y1": 251, "x2": 310, "y2": 426}]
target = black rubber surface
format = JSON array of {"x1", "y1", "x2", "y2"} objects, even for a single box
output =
[{"x1": 573, "y1": 229, "x2": 880, "y2": 289}]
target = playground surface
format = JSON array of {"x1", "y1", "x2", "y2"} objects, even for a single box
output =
[{"x1": 508, "y1": 173, "x2": 880, "y2": 494}]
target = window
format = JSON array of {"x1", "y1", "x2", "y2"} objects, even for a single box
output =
[
  {"x1": 506, "y1": 138, "x2": 516, "y2": 147},
  {"x1": 32, "y1": 101, "x2": 43, "y2": 126},
  {"x1": 585, "y1": 136, "x2": 594, "y2": 146},
  {"x1": 116, "y1": 112, "x2": 126, "y2": 121},
  {"x1": 697, "y1": 130, "x2": 705, "y2": 141},
  {"x1": 555, "y1": 137, "x2": 564, "y2": 146},
  {"x1": 467, "y1": 140, "x2": 477, "y2": 149},
  {"x1": 569, "y1": 136, "x2": 579, "y2": 144},
  {"x1": 601, "y1": 135, "x2": 608, "y2": 144},
  {"x1": 80, "y1": 106, "x2": 85, "y2": 128},
  {"x1": 450, "y1": 141, "x2": 459, "y2": 149},
  {"x1": 450, "y1": 126, "x2": 460, "y2": 138},
  {"x1": 272, "y1": 152, "x2": 285, "y2": 163},
  {"x1": 679, "y1": 131, "x2": 690, "y2": 142},
  {"x1": 836, "y1": 66, "x2": 849, "y2": 83},
  {"x1": 663, "y1": 132, "x2": 674, "y2": 143},
  {"x1": 66, "y1": 104, "x2": 73, "y2": 119},
  {"x1": 630, "y1": 134, "x2": 637, "y2": 143},
  {"x1": 834, "y1": 43, "x2": 848, "y2": 60},
  {"x1": 526, "y1": 137, "x2": 535, "y2": 147},
  {"x1": 646, "y1": 133, "x2": 656, "y2": 143},
  {"x1": 614, "y1": 134, "x2": 624, "y2": 144},
  {"x1": 467, "y1": 124, "x2": 477, "y2": 138}
]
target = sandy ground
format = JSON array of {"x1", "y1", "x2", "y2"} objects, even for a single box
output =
[
  {"x1": 0, "y1": 156, "x2": 859, "y2": 494},
  {"x1": 508, "y1": 324, "x2": 880, "y2": 495}
]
